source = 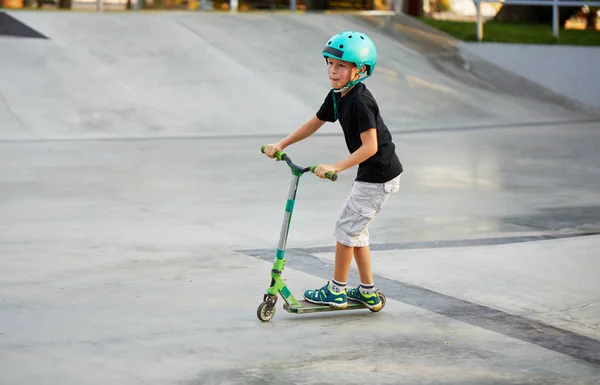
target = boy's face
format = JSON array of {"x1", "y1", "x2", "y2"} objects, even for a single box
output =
[{"x1": 326, "y1": 57, "x2": 360, "y2": 90}]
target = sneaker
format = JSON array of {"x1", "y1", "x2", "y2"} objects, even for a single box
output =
[
  {"x1": 303, "y1": 281, "x2": 347, "y2": 309},
  {"x1": 347, "y1": 286, "x2": 382, "y2": 310}
]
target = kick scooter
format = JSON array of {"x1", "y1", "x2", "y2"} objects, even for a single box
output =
[{"x1": 256, "y1": 146, "x2": 387, "y2": 322}]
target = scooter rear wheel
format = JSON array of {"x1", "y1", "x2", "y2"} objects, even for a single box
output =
[{"x1": 369, "y1": 292, "x2": 386, "y2": 312}]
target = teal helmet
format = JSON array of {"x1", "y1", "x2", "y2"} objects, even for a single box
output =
[{"x1": 322, "y1": 31, "x2": 377, "y2": 92}]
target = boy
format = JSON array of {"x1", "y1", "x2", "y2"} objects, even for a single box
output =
[{"x1": 263, "y1": 31, "x2": 402, "y2": 311}]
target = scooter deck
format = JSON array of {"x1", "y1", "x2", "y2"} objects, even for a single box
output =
[{"x1": 284, "y1": 299, "x2": 368, "y2": 314}]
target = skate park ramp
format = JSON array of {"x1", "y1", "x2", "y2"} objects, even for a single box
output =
[
  {"x1": 2, "y1": 10, "x2": 600, "y2": 385},
  {"x1": 1, "y1": 11, "x2": 599, "y2": 141}
]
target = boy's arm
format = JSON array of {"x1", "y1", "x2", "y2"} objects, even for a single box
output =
[
  {"x1": 264, "y1": 115, "x2": 326, "y2": 158},
  {"x1": 314, "y1": 128, "x2": 377, "y2": 177},
  {"x1": 279, "y1": 115, "x2": 326, "y2": 149},
  {"x1": 334, "y1": 128, "x2": 377, "y2": 172}
]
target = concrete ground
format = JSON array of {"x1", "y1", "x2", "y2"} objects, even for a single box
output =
[{"x1": 1, "y1": 11, "x2": 600, "y2": 385}]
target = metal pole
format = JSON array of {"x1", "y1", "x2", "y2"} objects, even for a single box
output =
[
  {"x1": 552, "y1": 0, "x2": 559, "y2": 40},
  {"x1": 394, "y1": 0, "x2": 403, "y2": 13},
  {"x1": 96, "y1": 0, "x2": 102, "y2": 11},
  {"x1": 230, "y1": 0, "x2": 238, "y2": 11},
  {"x1": 290, "y1": 0, "x2": 296, "y2": 12},
  {"x1": 476, "y1": 0, "x2": 482, "y2": 42},
  {"x1": 200, "y1": 0, "x2": 213, "y2": 10},
  {"x1": 136, "y1": 0, "x2": 142, "y2": 10}
]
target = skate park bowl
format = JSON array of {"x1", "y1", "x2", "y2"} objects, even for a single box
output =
[{"x1": 1, "y1": 9, "x2": 600, "y2": 385}]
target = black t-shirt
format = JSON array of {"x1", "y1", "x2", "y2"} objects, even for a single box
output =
[{"x1": 316, "y1": 83, "x2": 403, "y2": 183}]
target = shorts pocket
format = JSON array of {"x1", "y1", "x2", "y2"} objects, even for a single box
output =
[
  {"x1": 383, "y1": 177, "x2": 401, "y2": 194},
  {"x1": 336, "y1": 197, "x2": 377, "y2": 237}
]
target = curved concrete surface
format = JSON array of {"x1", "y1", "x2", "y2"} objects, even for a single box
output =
[
  {"x1": 1, "y1": 10, "x2": 599, "y2": 385},
  {"x1": 460, "y1": 42, "x2": 600, "y2": 110},
  {"x1": 1, "y1": 11, "x2": 598, "y2": 141}
]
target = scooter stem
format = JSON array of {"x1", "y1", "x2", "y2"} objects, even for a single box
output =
[{"x1": 260, "y1": 145, "x2": 337, "y2": 307}]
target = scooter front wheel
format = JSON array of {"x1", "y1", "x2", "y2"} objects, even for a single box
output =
[
  {"x1": 257, "y1": 300, "x2": 276, "y2": 322},
  {"x1": 257, "y1": 295, "x2": 278, "y2": 322}
]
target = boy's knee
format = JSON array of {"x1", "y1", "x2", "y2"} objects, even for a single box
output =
[{"x1": 334, "y1": 227, "x2": 370, "y2": 247}]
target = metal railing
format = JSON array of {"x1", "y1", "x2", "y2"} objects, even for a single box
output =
[
  {"x1": 474, "y1": 0, "x2": 600, "y2": 40},
  {"x1": 87, "y1": 0, "x2": 598, "y2": 38},
  {"x1": 89, "y1": 0, "x2": 386, "y2": 11}
]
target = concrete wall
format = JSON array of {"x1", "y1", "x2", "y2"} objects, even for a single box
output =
[{"x1": 460, "y1": 42, "x2": 600, "y2": 110}]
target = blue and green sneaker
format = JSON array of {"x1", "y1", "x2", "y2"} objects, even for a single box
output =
[
  {"x1": 303, "y1": 282, "x2": 347, "y2": 308},
  {"x1": 347, "y1": 286, "x2": 382, "y2": 310}
]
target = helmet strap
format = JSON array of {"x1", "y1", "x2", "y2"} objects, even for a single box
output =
[
  {"x1": 331, "y1": 71, "x2": 369, "y2": 120},
  {"x1": 332, "y1": 71, "x2": 369, "y2": 94}
]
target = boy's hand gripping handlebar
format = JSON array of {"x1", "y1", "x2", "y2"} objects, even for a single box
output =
[{"x1": 261, "y1": 146, "x2": 338, "y2": 181}]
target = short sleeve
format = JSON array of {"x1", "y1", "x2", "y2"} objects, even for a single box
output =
[
  {"x1": 353, "y1": 96, "x2": 377, "y2": 134},
  {"x1": 316, "y1": 90, "x2": 337, "y2": 123}
]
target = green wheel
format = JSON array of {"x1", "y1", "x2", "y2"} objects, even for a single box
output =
[
  {"x1": 369, "y1": 292, "x2": 386, "y2": 312},
  {"x1": 257, "y1": 298, "x2": 277, "y2": 322}
]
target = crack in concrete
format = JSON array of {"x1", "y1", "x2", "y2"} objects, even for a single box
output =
[{"x1": 0, "y1": 89, "x2": 26, "y2": 131}]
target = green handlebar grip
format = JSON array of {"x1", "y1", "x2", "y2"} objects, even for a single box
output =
[
  {"x1": 261, "y1": 146, "x2": 337, "y2": 181},
  {"x1": 310, "y1": 166, "x2": 338, "y2": 181},
  {"x1": 260, "y1": 146, "x2": 285, "y2": 161}
]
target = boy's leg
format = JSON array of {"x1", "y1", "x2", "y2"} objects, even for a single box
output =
[
  {"x1": 303, "y1": 175, "x2": 400, "y2": 309},
  {"x1": 347, "y1": 244, "x2": 381, "y2": 310},
  {"x1": 346, "y1": 176, "x2": 401, "y2": 310},
  {"x1": 333, "y1": 241, "x2": 354, "y2": 283},
  {"x1": 303, "y1": 241, "x2": 352, "y2": 308},
  {"x1": 353, "y1": 245, "x2": 373, "y2": 284}
]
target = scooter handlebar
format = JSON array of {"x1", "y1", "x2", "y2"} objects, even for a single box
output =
[
  {"x1": 309, "y1": 166, "x2": 338, "y2": 182},
  {"x1": 261, "y1": 145, "x2": 286, "y2": 162},
  {"x1": 261, "y1": 146, "x2": 337, "y2": 181}
]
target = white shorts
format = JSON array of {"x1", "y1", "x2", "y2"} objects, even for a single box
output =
[{"x1": 334, "y1": 174, "x2": 401, "y2": 247}]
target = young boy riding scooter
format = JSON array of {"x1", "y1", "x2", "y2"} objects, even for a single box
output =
[{"x1": 263, "y1": 31, "x2": 403, "y2": 311}]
